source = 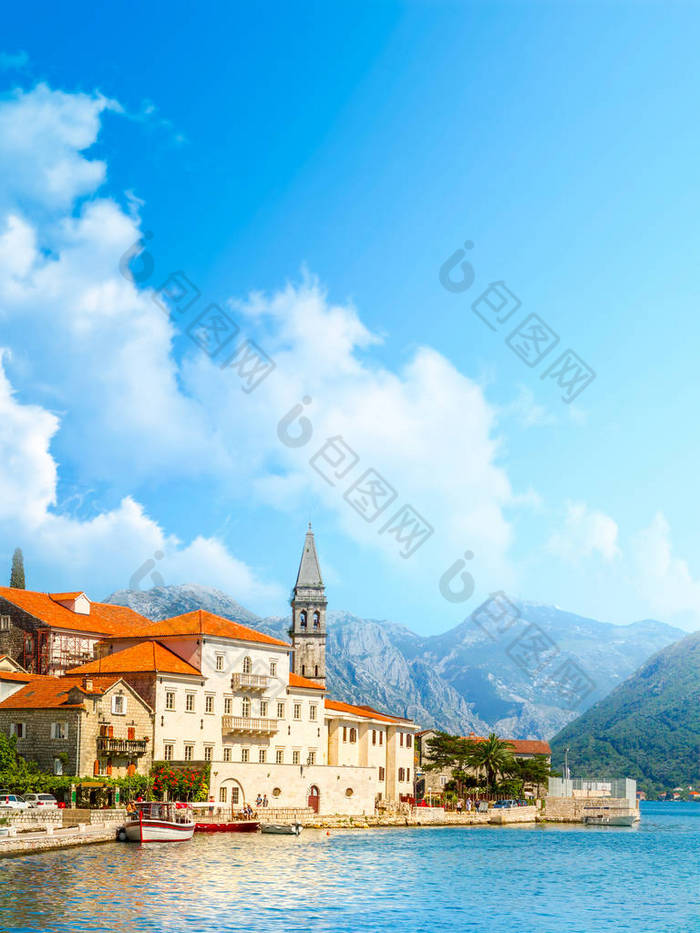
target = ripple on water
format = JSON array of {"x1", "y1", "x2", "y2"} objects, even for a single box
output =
[{"x1": 0, "y1": 804, "x2": 698, "y2": 933}]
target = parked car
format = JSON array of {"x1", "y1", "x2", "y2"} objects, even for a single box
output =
[
  {"x1": 0, "y1": 793, "x2": 28, "y2": 810},
  {"x1": 493, "y1": 799, "x2": 518, "y2": 809},
  {"x1": 24, "y1": 793, "x2": 59, "y2": 809}
]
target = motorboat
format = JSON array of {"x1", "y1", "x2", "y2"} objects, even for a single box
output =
[
  {"x1": 260, "y1": 821, "x2": 303, "y2": 835},
  {"x1": 583, "y1": 812, "x2": 639, "y2": 827},
  {"x1": 119, "y1": 802, "x2": 195, "y2": 843}
]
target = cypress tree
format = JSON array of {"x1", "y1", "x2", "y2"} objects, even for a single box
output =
[{"x1": 10, "y1": 548, "x2": 25, "y2": 589}]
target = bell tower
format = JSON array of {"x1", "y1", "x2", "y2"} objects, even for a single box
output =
[{"x1": 290, "y1": 523, "x2": 327, "y2": 687}]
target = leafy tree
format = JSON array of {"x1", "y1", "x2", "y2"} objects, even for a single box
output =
[
  {"x1": 10, "y1": 548, "x2": 25, "y2": 589},
  {"x1": 464, "y1": 733, "x2": 516, "y2": 793},
  {"x1": 0, "y1": 732, "x2": 17, "y2": 772}
]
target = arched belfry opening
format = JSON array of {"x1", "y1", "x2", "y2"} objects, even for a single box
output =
[{"x1": 289, "y1": 523, "x2": 327, "y2": 687}]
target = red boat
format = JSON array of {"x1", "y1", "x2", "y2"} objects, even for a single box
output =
[{"x1": 195, "y1": 820, "x2": 260, "y2": 833}]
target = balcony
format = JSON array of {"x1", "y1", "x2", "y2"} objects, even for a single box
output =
[
  {"x1": 222, "y1": 716, "x2": 278, "y2": 735},
  {"x1": 96, "y1": 736, "x2": 148, "y2": 756},
  {"x1": 231, "y1": 673, "x2": 271, "y2": 691}
]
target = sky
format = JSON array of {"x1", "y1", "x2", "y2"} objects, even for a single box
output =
[{"x1": 1, "y1": 0, "x2": 700, "y2": 634}]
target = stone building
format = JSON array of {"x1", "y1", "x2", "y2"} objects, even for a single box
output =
[
  {"x1": 418, "y1": 729, "x2": 551, "y2": 797},
  {"x1": 289, "y1": 524, "x2": 327, "y2": 687},
  {"x1": 0, "y1": 674, "x2": 154, "y2": 777}
]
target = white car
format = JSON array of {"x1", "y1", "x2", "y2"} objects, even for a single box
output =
[
  {"x1": 0, "y1": 793, "x2": 28, "y2": 810},
  {"x1": 24, "y1": 793, "x2": 58, "y2": 809}
]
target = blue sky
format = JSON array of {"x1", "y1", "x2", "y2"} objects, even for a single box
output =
[{"x1": 1, "y1": 1, "x2": 700, "y2": 633}]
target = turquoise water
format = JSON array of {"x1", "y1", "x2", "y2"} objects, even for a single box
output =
[{"x1": 1, "y1": 803, "x2": 698, "y2": 932}]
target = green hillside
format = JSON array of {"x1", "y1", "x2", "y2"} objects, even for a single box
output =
[{"x1": 550, "y1": 630, "x2": 700, "y2": 795}]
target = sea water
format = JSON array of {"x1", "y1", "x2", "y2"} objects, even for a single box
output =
[{"x1": 1, "y1": 803, "x2": 698, "y2": 932}]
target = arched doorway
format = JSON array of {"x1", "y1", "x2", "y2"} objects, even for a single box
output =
[
  {"x1": 307, "y1": 784, "x2": 320, "y2": 813},
  {"x1": 218, "y1": 778, "x2": 245, "y2": 810}
]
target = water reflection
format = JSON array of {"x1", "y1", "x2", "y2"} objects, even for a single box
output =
[{"x1": 1, "y1": 806, "x2": 698, "y2": 933}]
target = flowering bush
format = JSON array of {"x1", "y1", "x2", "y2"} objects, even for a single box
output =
[{"x1": 150, "y1": 763, "x2": 208, "y2": 801}]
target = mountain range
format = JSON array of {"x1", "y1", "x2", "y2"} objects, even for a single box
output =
[
  {"x1": 105, "y1": 584, "x2": 684, "y2": 740},
  {"x1": 550, "y1": 629, "x2": 700, "y2": 792}
]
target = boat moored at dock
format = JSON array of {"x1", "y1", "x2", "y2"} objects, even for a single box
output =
[{"x1": 120, "y1": 803, "x2": 195, "y2": 843}]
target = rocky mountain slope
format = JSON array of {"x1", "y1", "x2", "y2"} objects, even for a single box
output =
[
  {"x1": 550, "y1": 630, "x2": 700, "y2": 792},
  {"x1": 105, "y1": 585, "x2": 685, "y2": 740}
]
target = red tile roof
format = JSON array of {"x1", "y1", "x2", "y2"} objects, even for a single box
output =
[
  {"x1": 49, "y1": 592, "x2": 85, "y2": 601},
  {"x1": 288, "y1": 672, "x2": 325, "y2": 691},
  {"x1": 0, "y1": 671, "x2": 38, "y2": 683},
  {"x1": 324, "y1": 698, "x2": 405, "y2": 724},
  {"x1": 121, "y1": 610, "x2": 290, "y2": 648},
  {"x1": 66, "y1": 641, "x2": 201, "y2": 677},
  {"x1": 463, "y1": 733, "x2": 551, "y2": 755},
  {"x1": 0, "y1": 674, "x2": 122, "y2": 710},
  {"x1": 0, "y1": 588, "x2": 149, "y2": 636}
]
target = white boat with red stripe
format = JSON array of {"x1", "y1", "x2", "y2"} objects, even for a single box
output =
[{"x1": 122, "y1": 802, "x2": 195, "y2": 843}]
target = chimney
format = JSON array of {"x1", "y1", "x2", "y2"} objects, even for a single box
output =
[{"x1": 82, "y1": 676, "x2": 93, "y2": 692}]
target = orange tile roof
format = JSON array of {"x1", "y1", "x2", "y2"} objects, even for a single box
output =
[
  {"x1": 0, "y1": 674, "x2": 122, "y2": 710},
  {"x1": 0, "y1": 588, "x2": 149, "y2": 636},
  {"x1": 463, "y1": 733, "x2": 551, "y2": 755},
  {"x1": 288, "y1": 672, "x2": 325, "y2": 691},
  {"x1": 122, "y1": 610, "x2": 290, "y2": 648},
  {"x1": 49, "y1": 592, "x2": 85, "y2": 601},
  {"x1": 66, "y1": 641, "x2": 201, "y2": 677},
  {"x1": 0, "y1": 671, "x2": 38, "y2": 683},
  {"x1": 324, "y1": 698, "x2": 404, "y2": 724}
]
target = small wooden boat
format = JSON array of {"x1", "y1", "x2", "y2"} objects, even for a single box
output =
[
  {"x1": 121, "y1": 802, "x2": 195, "y2": 843},
  {"x1": 260, "y1": 822, "x2": 303, "y2": 835},
  {"x1": 584, "y1": 813, "x2": 638, "y2": 827}
]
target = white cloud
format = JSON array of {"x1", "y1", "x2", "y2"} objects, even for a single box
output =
[{"x1": 547, "y1": 502, "x2": 620, "y2": 563}]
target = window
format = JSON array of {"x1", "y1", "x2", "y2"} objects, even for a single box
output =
[
  {"x1": 398, "y1": 768, "x2": 405, "y2": 782},
  {"x1": 185, "y1": 693, "x2": 195, "y2": 712},
  {"x1": 242, "y1": 697, "x2": 251, "y2": 718},
  {"x1": 231, "y1": 787, "x2": 239, "y2": 805},
  {"x1": 111, "y1": 694, "x2": 126, "y2": 715},
  {"x1": 313, "y1": 611, "x2": 320, "y2": 629},
  {"x1": 379, "y1": 731, "x2": 383, "y2": 746},
  {"x1": 440, "y1": 775, "x2": 447, "y2": 787},
  {"x1": 164, "y1": 744, "x2": 174, "y2": 761},
  {"x1": 379, "y1": 767, "x2": 385, "y2": 781},
  {"x1": 224, "y1": 697, "x2": 232, "y2": 715},
  {"x1": 299, "y1": 610, "x2": 307, "y2": 628},
  {"x1": 165, "y1": 691, "x2": 175, "y2": 711},
  {"x1": 343, "y1": 727, "x2": 347, "y2": 742},
  {"x1": 51, "y1": 722, "x2": 67, "y2": 740},
  {"x1": 406, "y1": 734, "x2": 413, "y2": 749},
  {"x1": 276, "y1": 749, "x2": 284, "y2": 764},
  {"x1": 242, "y1": 656, "x2": 252, "y2": 674},
  {"x1": 270, "y1": 660, "x2": 277, "y2": 677},
  {"x1": 349, "y1": 728, "x2": 357, "y2": 744},
  {"x1": 241, "y1": 748, "x2": 249, "y2": 763},
  {"x1": 307, "y1": 750, "x2": 316, "y2": 765},
  {"x1": 0, "y1": 615, "x2": 10, "y2": 631},
  {"x1": 205, "y1": 695, "x2": 214, "y2": 714},
  {"x1": 53, "y1": 757, "x2": 63, "y2": 776},
  {"x1": 219, "y1": 786, "x2": 227, "y2": 803},
  {"x1": 204, "y1": 746, "x2": 213, "y2": 762},
  {"x1": 309, "y1": 705, "x2": 317, "y2": 721},
  {"x1": 372, "y1": 730, "x2": 376, "y2": 746},
  {"x1": 260, "y1": 700, "x2": 268, "y2": 717},
  {"x1": 400, "y1": 732, "x2": 404, "y2": 747},
  {"x1": 259, "y1": 749, "x2": 266, "y2": 763},
  {"x1": 10, "y1": 723, "x2": 25, "y2": 739},
  {"x1": 223, "y1": 747, "x2": 231, "y2": 762},
  {"x1": 184, "y1": 745, "x2": 194, "y2": 761},
  {"x1": 277, "y1": 702, "x2": 285, "y2": 719},
  {"x1": 314, "y1": 665, "x2": 319, "y2": 677},
  {"x1": 216, "y1": 655, "x2": 224, "y2": 671},
  {"x1": 301, "y1": 665, "x2": 305, "y2": 676},
  {"x1": 292, "y1": 750, "x2": 300, "y2": 765},
  {"x1": 98, "y1": 759, "x2": 108, "y2": 776},
  {"x1": 293, "y1": 703, "x2": 301, "y2": 720},
  {"x1": 407, "y1": 768, "x2": 411, "y2": 782}
]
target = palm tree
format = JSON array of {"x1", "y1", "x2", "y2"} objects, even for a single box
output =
[{"x1": 465, "y1": 733, "x2": 516, "y2": 794}]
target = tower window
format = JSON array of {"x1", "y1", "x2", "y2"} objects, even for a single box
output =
[
  {"x1": 313, "y1": 612, "x2": 320, "y2": 629},
  {"x1": 314, "y1": 665, "x2": 319, "y2": 677},
  {"x1": 300, "y1": 611, "x2": 307, "y2": 628}
]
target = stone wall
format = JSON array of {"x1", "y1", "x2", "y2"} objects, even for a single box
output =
[
  {"x1": 0, "y1": 707, "x2": 82, "y2": 774},
  {"x1": 2, "y1": 808, "x2": 62, "y2": 828},
  {"x1": 543, "y1": 796, "x2": 639, "y2": 822}
]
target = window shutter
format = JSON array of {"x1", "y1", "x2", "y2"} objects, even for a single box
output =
[
  {"x1": 106, "y1": 758, "x2": 113, "y2": 776},
  {"x1": 93, "y1": 759, "x2": 99, "y2": 777}
]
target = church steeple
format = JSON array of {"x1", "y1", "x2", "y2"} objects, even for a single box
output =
[{"x1": 290, "y1": 523, "x2": 327, "y2": 686}]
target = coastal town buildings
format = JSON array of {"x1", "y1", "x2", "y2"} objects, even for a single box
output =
[
  {"x1": 0, "y1": 527, "x2": 417, "y2": 815},
  {"x1": 417, "y1": 728, "x2": 551, "y2": 798}
]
